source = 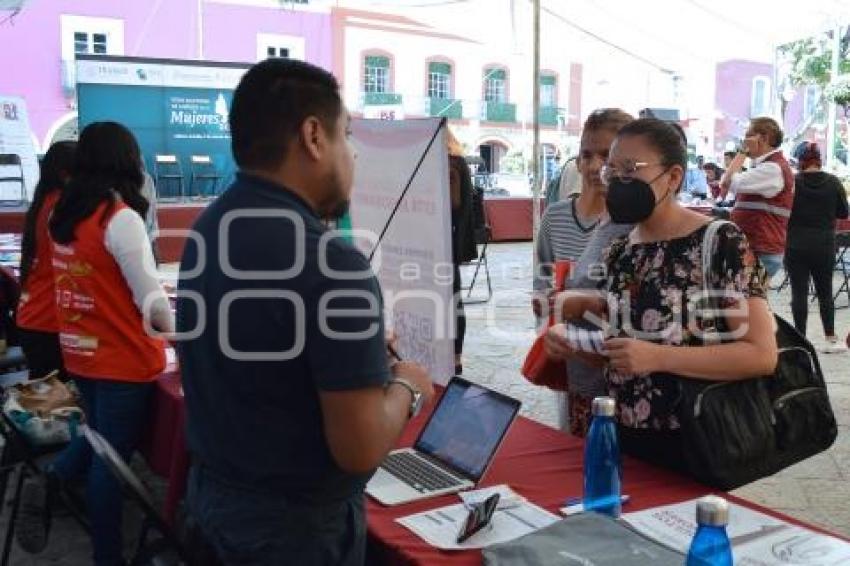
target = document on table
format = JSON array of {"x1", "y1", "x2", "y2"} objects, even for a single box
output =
[
  {"x1": 396, "y1": 499, "x2": 559, "y2": 550},
  {"x1": 622, "y1": 498, "x2": 850, "y2": 565}
]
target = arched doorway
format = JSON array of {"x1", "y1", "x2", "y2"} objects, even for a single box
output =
[
  {"x1": 43, "y1": 112, "x2": 79, "y2": 150},
  {"x1": 476, "y1": 140, "x2": 508, "y2": 174}
]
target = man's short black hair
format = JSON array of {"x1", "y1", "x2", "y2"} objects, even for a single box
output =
[{"x1": 230, "y1": 59, "x2": 343, "y2": 171}]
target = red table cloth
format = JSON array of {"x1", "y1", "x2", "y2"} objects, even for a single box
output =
[
  {"x1": 141, "y1": 374, "x2": 846, "y2": 562},
  {"x1": 140, "y1": 368, "x2": 189, "y2": 524}
]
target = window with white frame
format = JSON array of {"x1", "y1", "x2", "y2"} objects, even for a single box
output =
[
  {"x1": 803, "y1": 85, "x2": 823, "y2": 123},
  {"x1": 364, "y1": 56, "x2": 390, "y2": 94},
  {"x1": 428, "y1": 62, "x2": 451, "y2": 99},
  {"x1": 540, "y1": 74, "x2": 557, "y2": 107},
  {"x1": 256, "y1": 33, "x2": 305, "y2": 61},
  {"x1": 73, "y1": 32, "x2": 108, "y2": 54},
  {"x1": 266, "y1": 46, "x2": 290, "y2": 58},
  {"x1": 60, "y1": 15, "x2": 124, "y2": 61},
  {"x1": 484, "y1": 68, "x2": 507, "y2": 103},
  {"x1": 751, "y1": 76, "x2": 770, "y2": 117}
]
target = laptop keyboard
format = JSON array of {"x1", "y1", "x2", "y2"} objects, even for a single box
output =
[{"x1": 382, "y1": 452, "x2": 464, "y2": 493}]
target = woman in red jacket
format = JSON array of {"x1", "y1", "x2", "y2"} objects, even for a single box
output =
[
  {"x1": 18, "y1": 122, "x2": 173, "y2": 566},
  {"x1": 16, "y1": 141, "x2": 76, "y2": 379}
]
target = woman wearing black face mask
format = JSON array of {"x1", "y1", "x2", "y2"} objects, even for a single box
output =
[{"x1": 560, "y1": 119, "x2": 777, "y2": 470}]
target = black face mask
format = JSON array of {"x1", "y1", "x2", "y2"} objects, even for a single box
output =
[{"x1": 605, "y1": 171, "x2": 670, "y2": 224}]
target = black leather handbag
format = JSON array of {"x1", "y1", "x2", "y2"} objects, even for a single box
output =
[{"x1": 675, "y1": 221, "x2": 837, "y2": 490}]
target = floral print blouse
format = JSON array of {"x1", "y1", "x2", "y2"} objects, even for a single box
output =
[{"x1": 602, "y1": 222, "x2": 767, "y2": 431}]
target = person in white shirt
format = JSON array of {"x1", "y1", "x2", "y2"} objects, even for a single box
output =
[
  {"x1": 140, "y1": 171, "x2": 160, "y2": 263},
  {"x1": 719, "y1": 117, "x2": 794, "y2": 278}
]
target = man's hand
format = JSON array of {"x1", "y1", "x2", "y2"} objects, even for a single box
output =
[
  {"x1": 385, "y1": 331, "x2": 400, "y2": 363},
  {"x1": 604, "y1": 338, "x2": 663, "y2": 375},
  {"x1": 391, "y1": 361, "x2": 434, "y2": 404}
]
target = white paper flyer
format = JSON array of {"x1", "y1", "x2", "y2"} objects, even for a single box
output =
[
  {"x1": 622, "y1": 498, "x2": 850, "y2": 565},
  {"x1": 396, "y1": 498, "x2": 559, "y2": 551}
]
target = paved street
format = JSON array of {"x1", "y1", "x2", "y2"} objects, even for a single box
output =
[{"x1": 2, "y1": 240, "x2": 849, "y2": 564}]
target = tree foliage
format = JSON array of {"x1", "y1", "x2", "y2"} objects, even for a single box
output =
[{"x1": 777, "y1": 28, "x2": 850, "y2": 88}]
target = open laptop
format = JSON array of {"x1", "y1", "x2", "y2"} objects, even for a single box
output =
[{"x1": 366, "y1": 376, "x2": 521, "y2": 506}]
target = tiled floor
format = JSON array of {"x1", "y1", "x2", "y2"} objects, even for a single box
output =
[{"x1": 3, "y1": 240, "x2": 849, "y2": 564}]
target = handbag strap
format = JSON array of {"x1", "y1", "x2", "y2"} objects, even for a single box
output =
[
  {"x1": 700, "y1": 220, "x2": 733, "y2": 346},
  {"x1": 19, "y1": 369, "x2": 60, "y2": 387}
]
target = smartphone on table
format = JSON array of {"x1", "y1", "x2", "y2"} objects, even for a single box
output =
[{"x1": 456, "y1": 493, "x2": 500, "y2": 544}]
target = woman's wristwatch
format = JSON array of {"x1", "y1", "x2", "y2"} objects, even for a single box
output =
[{"x1": 388, "y1": 377, "x2": 423, "y2": 418}]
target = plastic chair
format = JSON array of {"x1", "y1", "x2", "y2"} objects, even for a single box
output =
[
  {"x1": 153, "y1": 155, "x2": 184, "y2": 201},
  {"x1": 81, "y1": 425, "x2": 198, "y2": 566},
  {"x1": 461, "y1": 186, "x2": 493, "y2": 304},
  {"x1": 0, "y1": 155, "x2": 26, "y2": 207},
  {"x1": 188, "y1": 156, "x2": 222, "y2": 199}
]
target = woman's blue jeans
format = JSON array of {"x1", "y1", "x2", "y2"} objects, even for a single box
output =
[{"x1": 51, "y1": 375, "x2": 153, "y2": 566}]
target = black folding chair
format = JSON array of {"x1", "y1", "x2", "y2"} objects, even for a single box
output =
[
  {"x1": 833, "y1": 231, "x2": 850, "y2": 310},
  {"x1": 0, "y1": 381, "x2": 88, "y2": 566},
  {"x1": 188, "y1": 155, "x2": 222, "y2": 199},
  {"x1": 154, "y1": 155, "x2": 185, "y2": 202},
  {"x1": 0, "y1": 154, "x2": 26, "y2": 207},
  {"x1": 461, "y1": 186, "x2": 493, "y2": 304},
  {"x1": 81, "y1": 425, "x2": 207, "y2": 566}
]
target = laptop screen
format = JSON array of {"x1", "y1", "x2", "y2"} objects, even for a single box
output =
[{"x1": 414, "y1": 377, "x2": 521, "y2": 482}]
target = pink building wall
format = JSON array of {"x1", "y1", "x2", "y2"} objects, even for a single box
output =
[
  {"x1": 0, "y1": 1, "x2": 331, "y2": 152},
  {"x1": 714, "y1": 59, "x2": 824, "y2": 156}
]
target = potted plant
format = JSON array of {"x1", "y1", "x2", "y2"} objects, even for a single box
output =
[{"x1": 826, "y1": 76, "x2": 850, "y2": 109}]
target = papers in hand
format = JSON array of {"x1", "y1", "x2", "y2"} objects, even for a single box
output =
[
  {"x1": 397, "y1": 485, "x2": 558, "y2": 550},
  {"x1": 563, "y1": 324, "x2": 606, "y2": 355},
  {"x1": 622, "y1": 498, "x2": 850, "y2": 565}
]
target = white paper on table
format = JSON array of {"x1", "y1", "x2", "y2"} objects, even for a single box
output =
[
  {"x1": 396, "y1": 500, "x2": 559, "y2": 550},
  {"x1": 622, "y1": 498, "x2": 850, "y2": 565},
  {"x1": 458, "y1": 485, "x2": 526, "y2": 510},
  {"x1": 165, "y1": 347, "x2": 177, "y2": 366}
]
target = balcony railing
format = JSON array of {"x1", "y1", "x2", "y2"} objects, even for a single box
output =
[
  {"x1": 481, "y1": 101, "x2": 517, "y2": 123},
  {"x1": 429, "y1": 98, "x2": 463, "y2": 119},
  {"x1": 539, "y1": 106, "x2": 561, "y2": 126},
  {"x1": 363, "y1": 92, "x2": 403, "y2": 106}
]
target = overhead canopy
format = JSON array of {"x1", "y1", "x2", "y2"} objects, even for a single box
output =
[{"x1": 344, "y1": 0, "x2": 850, "y2": 70}]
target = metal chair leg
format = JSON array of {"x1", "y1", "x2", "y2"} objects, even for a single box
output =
[
  {"x1": 465, "y1": 256, "x2": 484, "y2": 299},
  {"x1": 1, "y1": 465, "x2": 25, "y2": 566},
  {"x1": 482, "y1": 251, "x2": 493, "y2": 301},
  {"x1": 0, "y1": 469, "x2": 11, "y2": 566},
  {"x1": 462, "y1": 242, "x2": 493, "y2": 305}
]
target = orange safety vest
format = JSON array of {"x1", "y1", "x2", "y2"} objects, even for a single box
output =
[
  {"x1": 17, "y1": 191, "x2": 61, "y2": 333},
  {"x1": 52, "y1": 200, "x2": 165, "y2": 382}
]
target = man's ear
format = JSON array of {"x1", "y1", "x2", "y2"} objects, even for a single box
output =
[{"x1": 300, "y1": 116, "x2": 325, "y2": 162}]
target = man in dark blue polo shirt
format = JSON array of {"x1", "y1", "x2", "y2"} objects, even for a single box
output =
[{"x1": 177, "y1": 59, "x2": 434, "y2": 565}]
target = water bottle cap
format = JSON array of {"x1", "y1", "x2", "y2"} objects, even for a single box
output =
[
  {"x1": 696, "y1": 495, "x2": 729, "y2": 526},
  {"x1": 591, "y1": 397, "x2": 616, "y2": 417}
]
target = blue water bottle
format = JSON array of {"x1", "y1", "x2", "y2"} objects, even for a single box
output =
[
  {"x1": 583, "y1": 397, "x2": 621, "y2": 517},
  {"x1": 687, "y1": 496, "x2": 733, "y2": 566}
]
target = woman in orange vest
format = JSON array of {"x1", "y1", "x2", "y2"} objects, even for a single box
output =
[
  {"x1": 18, "y1": 122, "x2": 173, "y2": 565},
  {"x1": 16, "y1": 141, "x2": 76, "y2": 379}
]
